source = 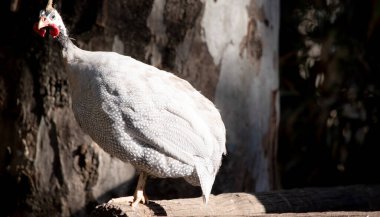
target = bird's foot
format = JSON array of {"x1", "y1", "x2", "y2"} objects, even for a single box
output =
[
  {"x1": 107, "y1": 196, "x2": 135, "y2": 205},
  {"x1": 107, "y1": 190, "x2": 149, "y2": 207},
  {"x1": 131, "y1": 189, "x2": 149, "y2": 207}
]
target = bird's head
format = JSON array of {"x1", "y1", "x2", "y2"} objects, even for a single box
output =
[{"x1": 33, "y1": 0, "x2": 67, "y2": 38}]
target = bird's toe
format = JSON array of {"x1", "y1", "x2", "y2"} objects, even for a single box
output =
[
  {"x1": 107, "y1": 196, "x2": 135, "y2": 205},
  {"x1": 131, "y1": 189, "x2": 149, "y2": 207}
]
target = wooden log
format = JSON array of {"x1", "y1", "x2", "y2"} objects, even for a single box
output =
[{"x1": 91, "y1": 185, "x2": 380, "y2": 217}]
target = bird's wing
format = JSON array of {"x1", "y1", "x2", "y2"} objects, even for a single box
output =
[{"x1": 110, "y1": 61, "x2": 221, "y2": 166}]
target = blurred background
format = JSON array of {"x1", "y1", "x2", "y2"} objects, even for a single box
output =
[
  {"x1": 279, "y1": 0, "x2": 380, "y2": 188},
  {"x1": 0, "y1": 0, "x2": 379, "y2": 216}
]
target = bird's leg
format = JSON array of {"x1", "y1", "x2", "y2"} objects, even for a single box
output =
[
  {"x1": 131, "y1": 172, "x2": 149, "y2": 207},
  {"x1": 107, "y1": 172, "x2": 149, "y2": 207}
]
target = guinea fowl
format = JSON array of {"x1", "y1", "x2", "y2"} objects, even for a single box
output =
[{"x1": 34, "y1": 0, "x2": 226, "y2": 207}]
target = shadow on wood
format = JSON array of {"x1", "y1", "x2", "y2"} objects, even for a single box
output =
[{"x1": 91, "y1": 184, "x2": 380, "y2": 217}]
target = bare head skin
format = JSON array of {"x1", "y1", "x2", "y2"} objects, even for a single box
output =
[{"x1": 33, "y1": 0, "x2": 67, "y2": 38}]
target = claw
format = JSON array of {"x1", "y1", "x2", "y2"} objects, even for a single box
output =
[
  {"x1": 107, "y1": 172, "x2": 149, "y2": 207},
  {"x1": 131, "y1": 189, "x2": 149, "y2": 207}
]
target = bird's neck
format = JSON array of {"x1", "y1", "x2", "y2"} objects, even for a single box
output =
[
  {"x1": 57, "y1": 32, "x2": 82, "y2": 63},
  {"x1": 57, "y1": 33, "x2": 73, "y2": 50}
]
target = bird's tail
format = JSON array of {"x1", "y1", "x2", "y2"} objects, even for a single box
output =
[
  {"x1": 203, "y1": 194, "x2": 209, "y2": 204},
  {"x1": 194, "y1": 157, "x2": 215, "y2": 205}
]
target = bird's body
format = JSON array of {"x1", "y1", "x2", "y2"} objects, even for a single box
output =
[
  {"x1": 35, "y1": 1, "x2": 226, "y2": 205},
  {"x1": 65, "y1": 42, "x2": 225, "y2": 186}
]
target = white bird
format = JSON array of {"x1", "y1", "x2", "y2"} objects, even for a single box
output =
[{"x1": 34, "y1": 0, "x2": 226, "y2": 207}]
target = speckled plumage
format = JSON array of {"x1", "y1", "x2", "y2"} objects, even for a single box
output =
[{"x1": 36, "y1": 7, "x2": 226, "y2": 203}]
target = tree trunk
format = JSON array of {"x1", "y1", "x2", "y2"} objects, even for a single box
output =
[
  {"x1": 204, "y1": 0, "x2": 280, "y2": 192},
  {"x1": 0, "y1": 0, "x2": 279, "y2": 216}
]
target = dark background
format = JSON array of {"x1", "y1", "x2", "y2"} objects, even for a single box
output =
[{"x1": 279, "y1": 0, "x2": 380, "y2": 188}]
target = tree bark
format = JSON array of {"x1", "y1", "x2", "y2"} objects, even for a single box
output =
[
  {"x1": 206, "y1": 0, "x2": 281, "y2": 192},
  {"x1": 92, "y1": 185, "x2": 380, "y2": 217},
  {"x1": 0, "y1": 0, "x2": 279, "y2": 216}
]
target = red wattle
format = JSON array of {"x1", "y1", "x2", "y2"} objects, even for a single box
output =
[
  {"x1": 48, "y1": 24, "x2": 60, "y2": 38},
  {"x1": 33, "y1": 23, "x2": 46, "y2": 37}
]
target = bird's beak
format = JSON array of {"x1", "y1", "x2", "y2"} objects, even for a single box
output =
[
  {"x1": 38, "y1": 17, "x2": 49, "y2": 30},
  {"x1": 33, "y1": 16, "x2": 49, "y2": 37},
  {"x1": 33, "y1": 15, "x2": 60, "y2": 38}
]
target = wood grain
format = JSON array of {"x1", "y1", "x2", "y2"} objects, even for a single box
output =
[{"x1": 91, "y1": 185, "x2": 380, "y2": 217}]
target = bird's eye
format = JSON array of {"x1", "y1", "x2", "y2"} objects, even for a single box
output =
[{"x1": 51, "y1": 15, "x2": 56, "y2": 19}]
